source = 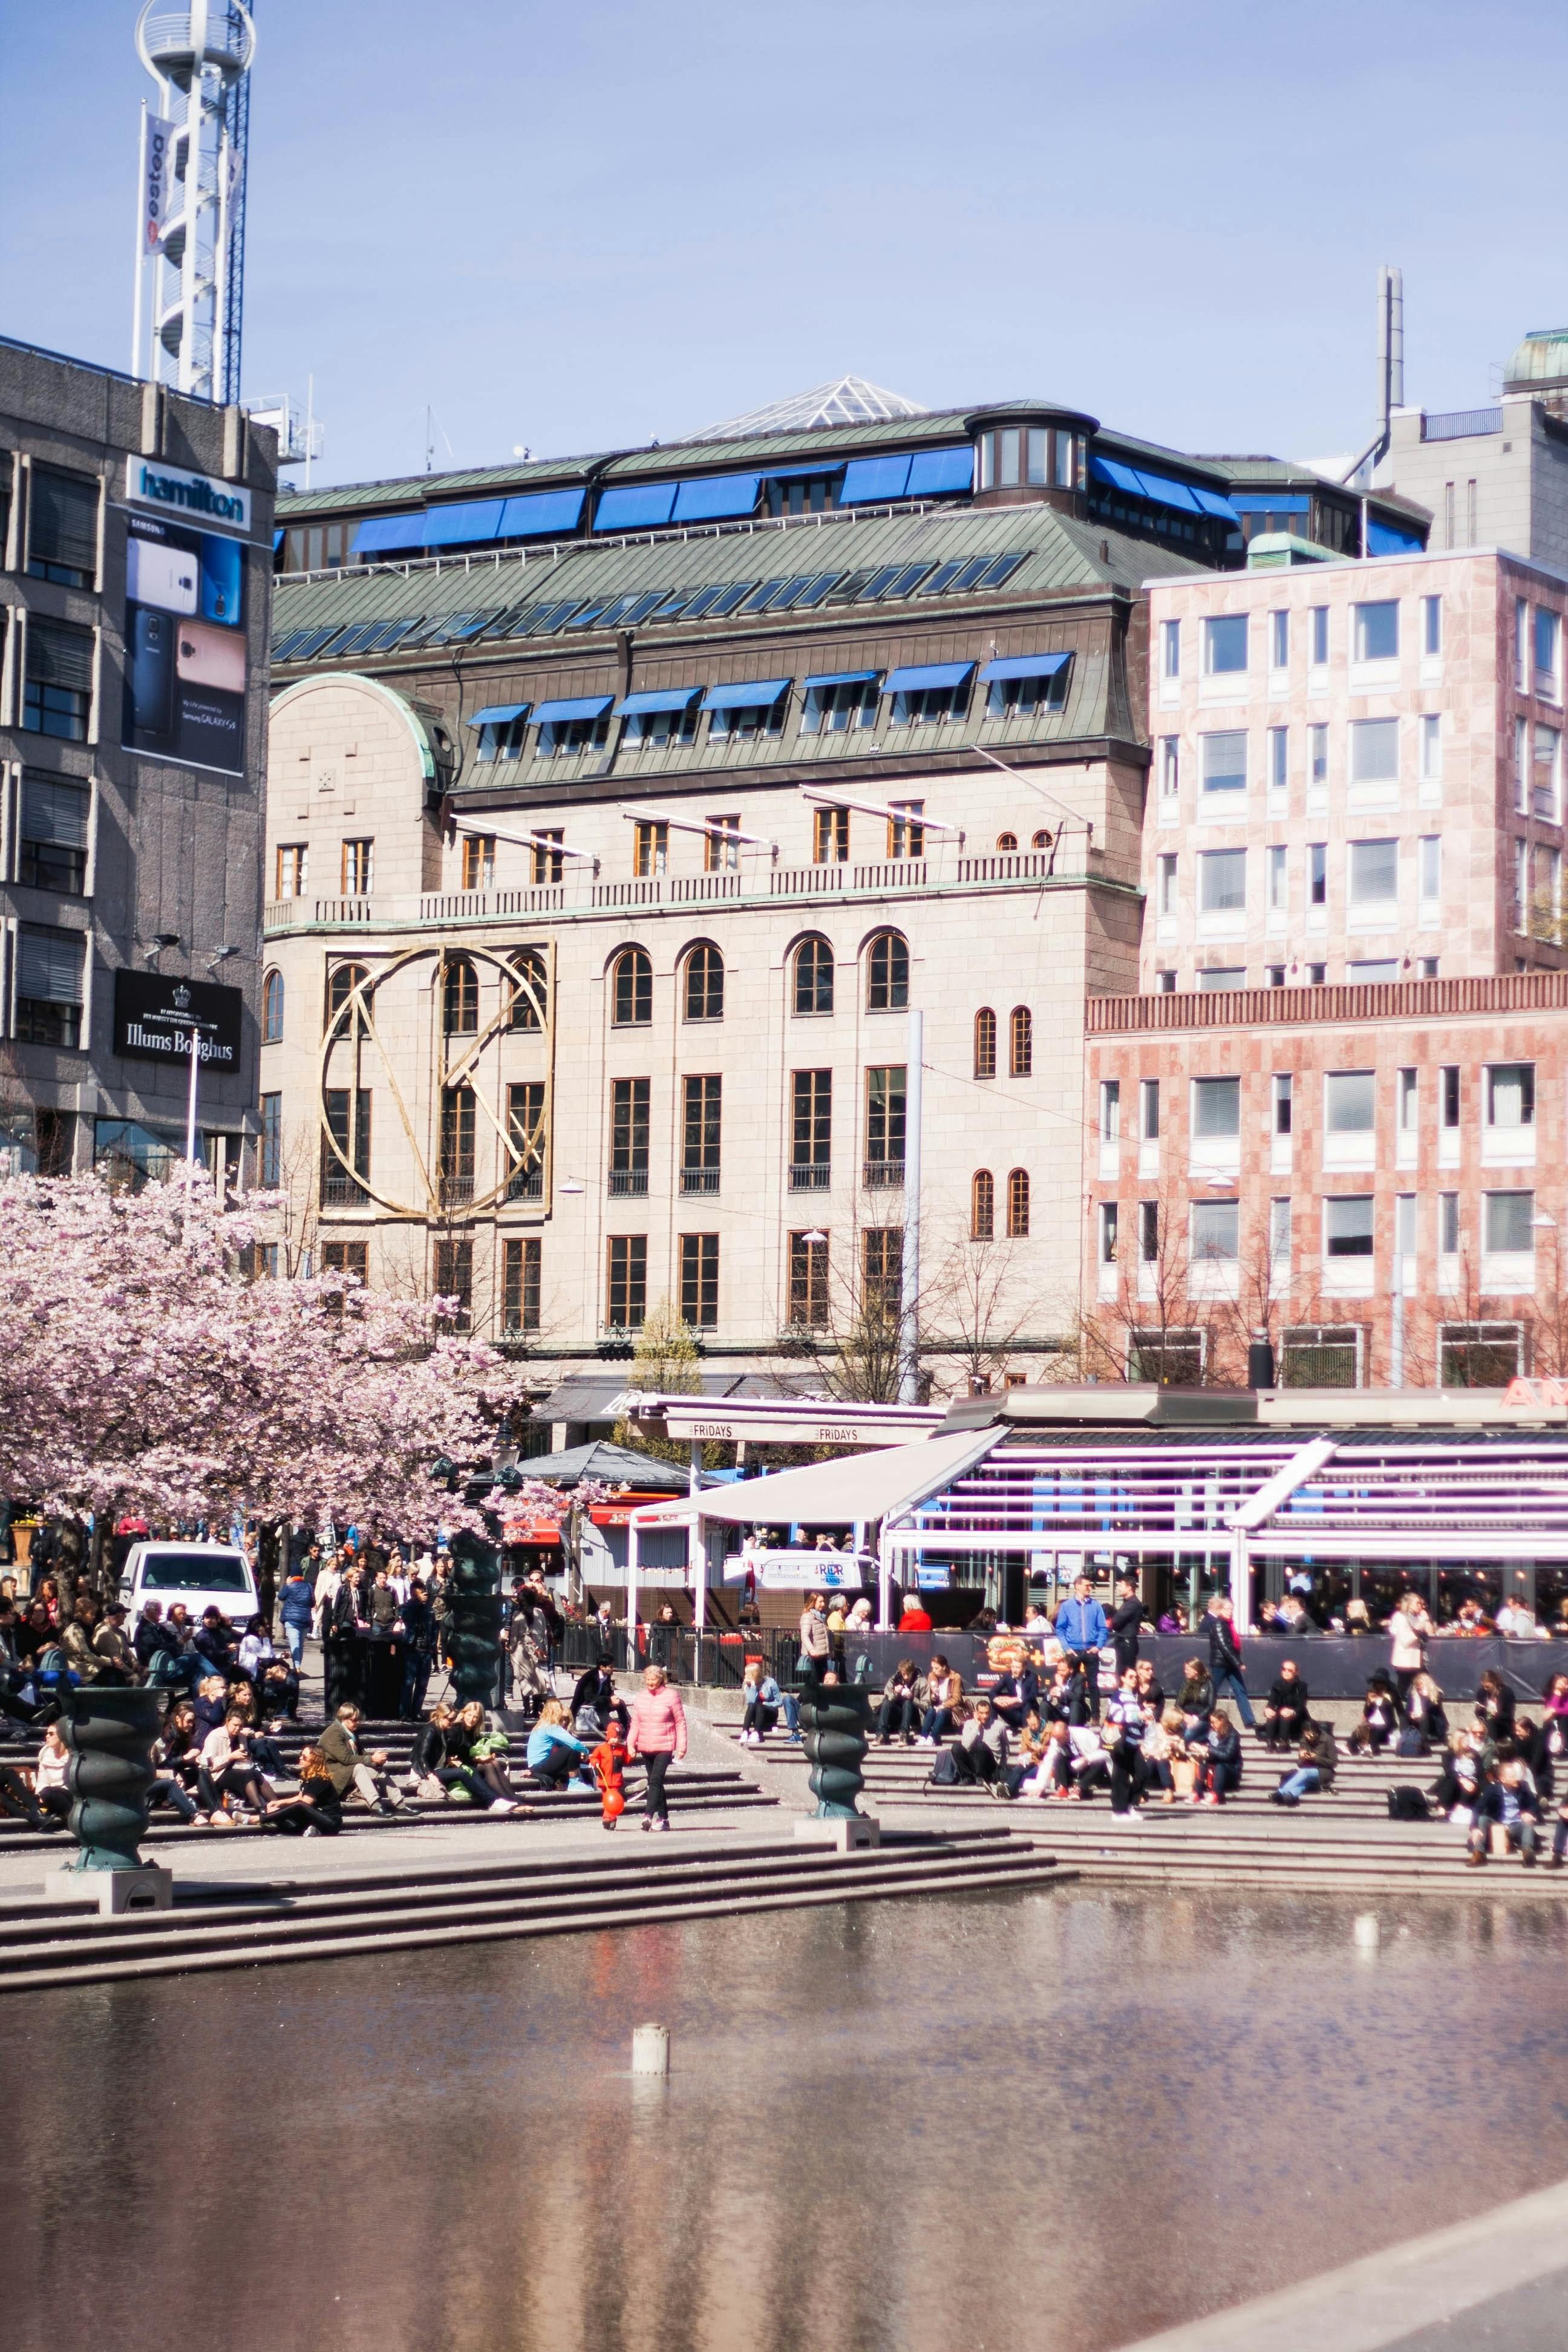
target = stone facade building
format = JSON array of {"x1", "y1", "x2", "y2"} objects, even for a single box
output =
[{"x1": 0, "y1": 338, "x2": 275, "y2": 1183}]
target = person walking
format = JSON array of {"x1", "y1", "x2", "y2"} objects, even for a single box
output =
[
  {"x1": 1054, "y1": 1576, "x2": 1109, "y2": 1721},
  {"x1": 278, "y1": 1564, "x2": 315, "y2": 1673},
  {"x1": 626, "y1": 1663, "x2": 687, "y2": 1834},
  {"x1": 1204, "y1": 1595, "x2": 1256, "y2": 1731}
]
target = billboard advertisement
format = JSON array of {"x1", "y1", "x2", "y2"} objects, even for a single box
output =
[
  {"x1": 112, "y1": 970, "x2": 244, "y2": 1073},
  {"x1": 122, "y1": 506, "x2": 250, "y2": 777}
]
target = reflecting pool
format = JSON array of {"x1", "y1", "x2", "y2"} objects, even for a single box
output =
[{"x1": 4, "y1": 1886, "x2": 1567, "y2": 2352}]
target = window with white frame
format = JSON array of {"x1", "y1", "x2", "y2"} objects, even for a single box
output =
[
  {"x1": 1419, "y1": 835, "x2": 1441, "y2": 901},
  {"x1": 1161, "y1": 619, "x2": 1180, "y2": 679},
  {"x1": 1200, "y1": 731, "x2": 1247, "y2": 795},
  {"x1": 1308, "y1": 724, "x2": 1328, "y2": 787},
  {"x1": 1270, "y1": 611, "x2": 1289, "y2": 668},
  {"x1": 1159, "y1": 737, "x2": 1179, "y2": 798},
  {"x1": 1324, "y1": 1195, "x2": 1374, "y2": 1258},
  {"x1": 1100, "y1": 1079, "x2": 1121, "y2": 1140},
  {"x1": 1267, "y1": 727, "x2": 1287, "y2": 790},
  {"x1": 1515, "y1": 716, "x2": 1530, "y2": 815},
  {"x1": 1099, "y1": 1201, "x2": 1119, "y2": 1264},
  {"x1": 1534, "y1": 725, "x2": 1560, "y2": 821},
  {"x1": 1422, "y1": 596, "x2": 1442, "y2": 657},
  {"x1": 1398, "y1": 1068, "x2": 1417, "y2": 1131},
  {"x1": 1353, "y1": 601, "x2": 1399, "y2": 662},
  {"x1": 1157, "y1": 854, "x2": 1177, "y2": 916},
  {"x1": 1191, "y1": 1198, "x2": 1239, "y2": 1262},
  {"x1": 1138, "y1": 1200, "x2": 1159, "y2": 1261},
  {"x1": 1516, "y1": 598, "x2": 1529, "y2": 689},
  {"x1": 1140, "y1": 1078, "x2": 1160, "y2": 1139},
  {"x1": 1484, "y1": 1191, "x2": 1534, "y2": 1253},
  {"x1": 1439, "y1": 1192, "x2": 1460, "y2": 1255},
  {"x1": 1273, "y1": 1073, "x2": 1293, "y2": 1134},
  {"x1": 1308, "y1": 843, "x2": 1327, "y2": 905},
  {"x1": 1270, "y1": 1197, "x2": 1291, "y2": 1265},
  {"x1": 1486, "y1": 1064, "x2": 1535, "y2": 1129},
  {"x1": 1347, "y1": 837, "x2": 1397, "y2": 907},
  {"x1": 1192, "y1": 1075, "x2": 1240, "y2": 1137},
  {"x1": 1203, "y1": 616, "x2": 1248, "y2": 675},
  {"x1": 1515, "y1": 839, "x2": 1529, "y2": 932},
  {"x1": 1350, "y1": 718, "x2": 1399, "y2": 785},
  {"x1": 1197, "y1": 848, "x2": 1246, "y2": 912},
  {"x1": 1267, "y1": 843, "x2": 1286, "y2": 910},
  {"x1": 1419, "y1": 713, "x2": 1442, "y2": 782},
  {"x1": 1535, "y1": 607, "x2": 1561, "y2": 697},
  {"x1": 1325, "y1": 1071, "x2": 1376, "y2": 1132},
  {"x1": 1310, "y1": 607, "x2": 1328, "y2": 665}
]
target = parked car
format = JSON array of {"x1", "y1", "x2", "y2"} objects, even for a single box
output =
[{"x1": 117, "y1": 1541, "x2": 257, "y2": 1631}]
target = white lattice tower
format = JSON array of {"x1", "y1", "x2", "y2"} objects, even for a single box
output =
[{"x1": 136, "y1": 1, "x2": 256, "y2": 401}]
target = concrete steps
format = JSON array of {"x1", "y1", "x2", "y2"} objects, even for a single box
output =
[{"x1": 0, "y1": 1828, "x2": 1074, "y2": 1994}]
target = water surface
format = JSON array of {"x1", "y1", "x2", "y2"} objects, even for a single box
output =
[{"x1": 5, "y1": 1887, "x2": 1567, "y2": 2352}]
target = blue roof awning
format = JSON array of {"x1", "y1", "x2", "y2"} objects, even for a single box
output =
[
  {"x1": 534, "y1": 694, "x2": 613, "y2": 724},
  {"x1": 499, "y1": 486, "x2": 586, "y2": 537},
  {"x1": 273, "y1": 528, "x2": 284, "y2": 550},
  {"x1": 1367, "y1": 517, "x2": 1425, "y2": 555},
  {"x1": 979, "y1": 652, "x2": 1071, "y2": 682},
  {"x1": 906, "y1": 445, "x2": 975, "y2": 496},
  {"x1": 761, "y1": 459, "x2": 848, "y2": 480},
  {"x1": 595, "y1": 482, "x2": 676, "y2": 532},
  {"x1": 1193, "y1": 486, "x2": 1242, "y2": 521},
  {"x1": 803, "y1": 669, "x2": 879, "y2": 690},
  {"x1": 1091, "y1": 456, "x2": 1145, "y2": 496},
  {"x1": 700, "y1": 678, "x2": 792, "y2": 712},
  {"x1": 672, "y1": 472, "x2": 760, "y2": 523},
  {"x1": 1229, "y1": 492, "x2": 1308, "y2": 515},
  {"x1": 1134, "y1": 468, "x2": 1201, "y2": 514},
  {"x1": 840, "y1": 454, "x2": 913, "y2": 505},
  {"x1": 615, "y1": 687, "x2": 702, "y2": 716},
  {"x1": 884, "y1": 661, "x2": 975, "y2": 694},
  {"x1": 423, "y1": 497, "x2": 506, "y2": 547},
  {"x1": 468, "y1": 703, "x2": 531, "y2": 726},
  {"x1": 351, "y1": 511, "x2": 425, "y2": 555}
]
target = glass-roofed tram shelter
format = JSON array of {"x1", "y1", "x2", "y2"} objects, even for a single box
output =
[{"x1": 882, "y1": 1383, "x2": 1568, "y2": 1635}]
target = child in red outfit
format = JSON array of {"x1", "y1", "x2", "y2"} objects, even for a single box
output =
[{"x1": 589, "y1": 1720, "x2": 627, "y2": 1830}]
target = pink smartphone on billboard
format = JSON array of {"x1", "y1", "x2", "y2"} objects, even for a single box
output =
[{"x1": 176, "y1": 620, "x2": 246, "y2": 693}]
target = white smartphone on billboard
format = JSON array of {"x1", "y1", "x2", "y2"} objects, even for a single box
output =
[{"x1": 128, "y1": 537, "x2": 199, "y2": 615}]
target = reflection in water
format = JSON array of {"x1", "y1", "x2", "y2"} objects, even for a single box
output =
[{"x1": 3, "y1": 1888, "x2": 1566, "y2": 2352}]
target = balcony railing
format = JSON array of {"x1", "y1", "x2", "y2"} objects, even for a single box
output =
[
  {"x1": 507, "y1": 1166, "x2": 544, "y2": 1201},
  {"x1": 321, "y1": 1172, "x2": 368, "y2": 1207},
  {"x1": 437, "y1": 1173, "x2": 475, "y2": 1208},
  {"x1": 681, "y1": 1166, "x2": 721, "y2": 1195},
  {"x1": 862, "y1": 1158, "x2": 906, "y2": 1189},
  {"x1": 608, "y1": 1168, "x2": 648, "y2": 1196},
  {"x1": 789, "y1": 1161, "x2": 831, "y2": 1190}
]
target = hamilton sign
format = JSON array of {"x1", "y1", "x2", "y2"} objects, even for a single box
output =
[
  {"x1": 125, "y1": 457, "x2": 253, "y2": 537},
  {"x1": 113, "y1": 970, "x2": 244, "y2": 1070}
]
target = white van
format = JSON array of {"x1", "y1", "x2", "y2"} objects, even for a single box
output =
[{"x1": 118, "y1": 1541, "x2": 258, "y2": 1631}]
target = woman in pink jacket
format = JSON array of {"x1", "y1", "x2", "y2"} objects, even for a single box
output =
[{"x1": 626, "y1": 1664, "x2": 687, "y2": 1833}]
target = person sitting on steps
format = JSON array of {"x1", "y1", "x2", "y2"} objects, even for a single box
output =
[
  {"x1": 876, "y1": 1658, "x2": 922, "y2": 1744},
  {"x1": 1466, "y1": 1757, "x2": 1542, "y2": 1867},
  {"x1": 1272, "y1": 1719, "x2": 1338, "y2": 1806},
  {"x1": 1259, "y1": 1660, "x2": 1310, "y2": 1751}
]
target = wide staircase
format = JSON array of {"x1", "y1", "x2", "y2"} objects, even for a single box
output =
[
  {"x1": 0, "y1": 1714, "x2": 776, "y2": 1857},
  {"x1": 714, "y1": 1710, "x2": 1568, "y2": 1902},
  {"x1": 0, "y1": 1827, "x2": 1073, "y2": 1994}
]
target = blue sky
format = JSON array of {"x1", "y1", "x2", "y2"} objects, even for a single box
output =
[{"x1": 4, "y1": 0, "x2": 1566, "y2": 489}]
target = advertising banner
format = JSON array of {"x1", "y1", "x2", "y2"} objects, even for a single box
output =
[
  {"x1": 143, "y1": 115, "x2": 172, "y2": 255},
  {"x1": 122, "y1": 511, "x2": 249, "y2": 776},
  {"x1": 112, "y1": 970, "x2": 244, "y2": 1072}
]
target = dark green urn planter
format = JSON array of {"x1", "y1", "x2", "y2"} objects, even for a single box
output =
[
  {"x1": 59, "y1": 1685, "x2": 167, "y2": 1871},
  {"x1": 797, "y1": 1674, "x2": 872, "y2": 1818},
  {"x1": 447, "y1": 1530, "x2": 503, "y2": 1711}
]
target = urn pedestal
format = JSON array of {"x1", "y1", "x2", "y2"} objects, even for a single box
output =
[
  {"x1": 57, "y1": 1684, "x2": 166, "y2": 1872},
  {"x1": 447, "y1": 1531, "x2": 504, "y2": 1711},
  {"x1": 796, "y1": 1675, "x2": 872, "y2": 1818}
]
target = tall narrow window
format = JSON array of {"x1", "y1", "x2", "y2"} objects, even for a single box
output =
[
  {"x1": 792, "y1": 935, "x2": 834, "y2": 1014},
  {"x1": 1422, "y1": 595, "x2": 1442, "y2": 656},
  {"x1": 260, "y1": 1094, "x2": 282, "y2": 1189},
  {"x1": 888, "y1": 802, "x2": 924, "y2": 858},
  {"x1": 1009, "y1": 1005, "x2": 1032, "y2": 1077},
  {"x1": 606, "y1": 1235, "x2": 647, "y2": 1330},
  {"x1": 442, "y1": 955, "x2": 479, "y2": 1034},
  {"x1": 789, "y1": 1230, "x2": 829, "y2": 1327},
  {"x1": 460, "y1": 834, "x2": 494, "y2": 891},
  {"x1": 1267, "y1": 727, "x2": 1288, "y2": 791},
  {"x1": 1100, "y1": 1079, "x2": 1122, "y2": 1139},
  {"x1": 263, "y1": 970, "x2": 284, "y2": 1044},
  {"x1": 866, "y1": 930, "x2": 909, "y2": 1011},
  {"x1": 1160, "y1": 619, "x2": 1181, "y2": 679},
  {"x1": 507, "y1": 1081, "x2": 546, "y2": 1200},
  {"x1": 1269, "y1": 611, "x2": 1289, "y2": 668},
  {"x1": 432, "y1": 1240, "x2": 473, "y2": 1331},
  {"x1": 861, "y1": 1227, "x2": 903, "y2": 1316},
  {"x1": 791, "y1": 1070, "x2": 832, "y2": 1188},
  {"x1": 19, "y1": 772, "x2": 89, "y2": 892},
  {"x1": 531, "y1": 831, "x2": 564, "y2": 884},
  {"x1": 341, "y1": 837, "x2": 374, "y2": 896},
  {"x1": 508, "y1": 947, "x2": 549, "y2": 1031},
  {"x1": 679, "y1": 1233, "x2": 720, "y2": 1328},
  {"x1": 1138, "y1": 1201, "x2": 1159, "y2": 1261},
  {"x1": 1310, "y1": 607, "x2": 1328, "y2": 665},
  {"x1": 611, "y1": 946, "x2": 652, "y2": 1027},
  {"x1": 864, "y1": 1067, "x2": 906, "y2": 1184},
  {"x1": 1007, "y1": 1168, "x2": 1030, "y2": 1237},
  {"x1": 633, "y1": 820, "x2": 668, "y2": 877},
  {"x1": 322, "y1": 1088, "x2": 372, "y2": 1206},
  {"x1": 276, "y1": 843, "x2": 309, "y2": 899},
  {"x1": 326, "y1": 960, "x2": 369, "y2": 1037},
  {"x1": 682, "y1": 942, "x2": 724, "y2": 1022},
  {"x1": 610, "y1": 1077, "x2": 650, "y2": 1194},
  {"x1": 27, "y1": 466, "x2": 99, "y2": 587},
  {"x1": 704, "y1": 815, "x2": 740, "y2": 872},
  {"x1": 437, "y1": 1086, "x2": 474, "y2": 1207},
  {"x1": 502, "y1": 1236, "x2": 541, "y2": 1333},
  {"x1": 971, "y1": 1169, "x2": 995, "y2": 1240},
  {"x1": 681, "y1": 1074, "x2": 722, "y2": 1192},
  {"x1": 1159, "y1": 739, "x2": 1179, "y2": 799},
  {"x1": 1140, "y1": 1078, "x2": 1160, "y2": 1139},
  {"x1": 974, "y1": 1007, "x2": 997, "y2": 1079}
]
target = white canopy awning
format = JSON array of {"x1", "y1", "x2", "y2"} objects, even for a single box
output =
[{"x1": 630, "y1": 1426, "x2": 1002, "y2": 1532}]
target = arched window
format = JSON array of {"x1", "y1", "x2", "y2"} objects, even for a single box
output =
[
  {"x1": 792, "y1": 934, "x2": 834, "y2": 1015},
  {"x1": 263, "y1": 969, "x2": 284, "y2": 1044},
  {"x1": 442, "y1": 955, "x2": 479, "y2": 1034},
  {"x1": 683, "y1": 942, "x2": 724, "y2": 1022},
  {"x1": 996, "y1": 832, "x2": 1018, "y2": 852},
  {"x1": 1031, "y1": 829, "x2": 1051, "y2": 851},
  {"x1": 1009, "y1": 1005, "x2": 1033, "y2": 1077},
  {"x1": 973, "y1": 1007, "x2": 997, "y2": 1079},
  {"x1": 866, "y1": 929, "x2": 909, "y2": 1012},
  {"x1": 325, "y1": 960, "x2": 368, "y2": 1037},
  {"x1": 611, "y1": 945, "x2": 653, "y2": 1028},
  {"x1": 971, "y1": 1169, "x2": 995, "y2": 1240},
  {"x1": 508, "y1": 947, "x2": 549, "y2": 1032},
  {"x1": 1007, "y1": 1168, "x2": 1030, "y2": 1237}
]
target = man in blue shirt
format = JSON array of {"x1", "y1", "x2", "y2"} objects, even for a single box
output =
[{"x1": 1054, "y1": 1576, "x2": 1108, "y2": 1722}]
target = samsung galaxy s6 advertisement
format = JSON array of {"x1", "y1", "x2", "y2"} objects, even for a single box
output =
[{"x1": 122, "y1": 512, "x2": 249, "y2": 776}]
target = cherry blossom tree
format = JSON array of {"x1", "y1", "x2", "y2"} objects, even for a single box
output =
[{"x1": 0, "y1": 1174, "x2": 530, "y2": 1541}]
